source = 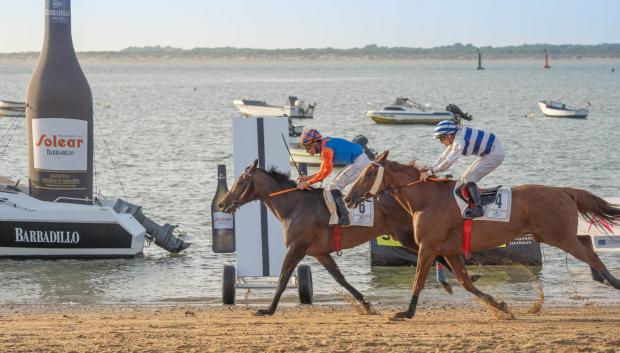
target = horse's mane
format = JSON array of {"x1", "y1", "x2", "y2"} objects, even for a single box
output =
[
  {"x1": 265, "y1": 166, "x2": 297, "y2": 187},
  {"x1": 386, "y1": 159, "x2": 422, "y2": 177}
]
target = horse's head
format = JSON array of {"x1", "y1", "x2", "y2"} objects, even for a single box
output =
[
  {"x1": 219, "y1": 159, "x2": 259, "y2": 214},
  {"x1": 345, "y1": 150, "x2": 389, "y2": 208}
]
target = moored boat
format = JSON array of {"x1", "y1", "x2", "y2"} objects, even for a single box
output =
[
  {"x1": 233, "y1": 96, "x2": 316, "y2": 118},
  {"x1": 365, "y1": 97, "x2": 453, "y2": 124},
  {"x1": 538, "y1": 100, "x2": 589, "y2": 119},
  {"x1": 0, "y1": 181, "x2": 190, "y2": 258}
]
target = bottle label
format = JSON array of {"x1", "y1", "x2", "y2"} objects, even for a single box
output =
[
  {"x1": 46, "y1": 0, "x2": 71, "y2": 24},
  {"x1": 213, "y1": 212, "x2": 234, "y2": 229},
  {"x1": 32, "y1": 118, "x2": 88, "y2": 171}
]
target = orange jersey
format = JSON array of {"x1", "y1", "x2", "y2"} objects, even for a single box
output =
[{"x1": 307, "y1": 140, "x2": 334, "y2": 184}]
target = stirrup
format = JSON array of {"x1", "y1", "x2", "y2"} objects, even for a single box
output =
[{"x1": 464, "y1": 206, "x2": 484, "y2": 219}]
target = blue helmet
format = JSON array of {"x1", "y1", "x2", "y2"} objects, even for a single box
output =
[{"x1": 433, "y1": 120, "x2": 459, "y2": 138}]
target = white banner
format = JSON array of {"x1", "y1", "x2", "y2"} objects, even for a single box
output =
[{"x1": 32, "y1": 118, "x2": 88, "y2": 171}]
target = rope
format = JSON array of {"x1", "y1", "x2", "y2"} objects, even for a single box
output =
[
  {"x1": 94, "y1": 114, "x2": 126, "y2": 198},
  {"x1": 0, "y1": 117, "x2": 21, "y2": 162}
]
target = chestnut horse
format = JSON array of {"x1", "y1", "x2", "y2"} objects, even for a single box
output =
[
  {"x1": 219, "y1": 160, "x2": 452, "y2": 316},
  {"x1": 346, "y1": 150, "x2": 620, "y2": 319}
]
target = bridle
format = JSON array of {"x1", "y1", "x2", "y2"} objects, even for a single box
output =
[{"x1": 225, "y1": 170, "x2": 299, "y2": 212}]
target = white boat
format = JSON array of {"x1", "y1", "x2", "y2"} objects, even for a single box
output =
[
  {"x1": 538, "y1": 100, "x2": 589, "y2": 119},
  {"x1": 0, "y1": 181, "x2": 190, "y2": 258},
  {"x1": 233, "y1": 96, "x2": 316, "y2": 118},
  {"x1": 0, "y1": 100, "x2": 26, "y2": 118},
  {"x1": 365, "y1": 97, "x2": 453, "y2": 124}
]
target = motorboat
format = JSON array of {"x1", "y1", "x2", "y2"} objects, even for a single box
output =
[
  {"x1": 538, "y1": 100, "x2": 589, "y2": 119},
  {"x1": 233, "y1": 96, "x2": 316, "y2": 118},
  {"x1": 0, "y1": 180, "x2": 190, "y2": 258},
  {"x1": 0, "y1": 100, "x2": 25, "y2": 118},
  {"x1": 365, "y1": 97, "x2": 453, "y2": 124}
]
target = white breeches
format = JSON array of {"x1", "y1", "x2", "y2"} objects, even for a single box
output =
[
  {"x1": 328, "y1": 154, "x2": 371, "y2": 191},
  {"x1": 461, "y1": 142, "x2": 505, "y2": 183}
]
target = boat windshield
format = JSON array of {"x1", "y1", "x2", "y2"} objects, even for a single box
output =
[{"x1": 383, "y1": 106, "x2": 406, "y2": 111}]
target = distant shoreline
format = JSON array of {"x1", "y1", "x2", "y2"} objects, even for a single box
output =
[
  {"x1": 2, "y1": 55, "x2": 619, "y2": 65},
  {"x1": 3, "y1": 43, "x2": 620, "y2": 62}
]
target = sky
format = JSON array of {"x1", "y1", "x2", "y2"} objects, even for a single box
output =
[{"x1": 0, "y1": 0, "x2": 618, "y2": 53}]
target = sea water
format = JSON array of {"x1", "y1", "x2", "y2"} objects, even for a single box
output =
[{"x1": 0, "y1": 59, "x2": 619, "y2": 305}]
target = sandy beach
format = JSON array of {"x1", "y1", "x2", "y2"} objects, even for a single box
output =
[{"x1": 1, "y1": 303, "x2": 618, "y2": 353}]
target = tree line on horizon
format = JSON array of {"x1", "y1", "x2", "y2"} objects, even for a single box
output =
[{"x1": 3, "y1": 43, "x2": 620, "y2": 59}]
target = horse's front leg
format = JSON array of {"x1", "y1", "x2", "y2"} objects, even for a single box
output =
[
  {"x1": 255, "y1": 243, "x2": 307, "y2": 316},
  {"x1": 443, "y1": 254, "x2": 514, "y2": 318},
  {"x1": 393, "y1": 245, "x2": 436, "y2": 320},
  {"x1": 315, "y1": 254, "x2": 372, "y2": 313}
]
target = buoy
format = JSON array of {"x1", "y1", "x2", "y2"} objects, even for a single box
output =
[
  {"x1": 476, "y1": 50, "x2": 484, "y2": 70},
  {"x1": 544, "y1": 49, "x2": 551, "y2": 69}
]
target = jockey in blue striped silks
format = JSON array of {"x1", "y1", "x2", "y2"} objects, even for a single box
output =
[{"x1": 420, "y1": 120, "x2": 505, "y2": 218}]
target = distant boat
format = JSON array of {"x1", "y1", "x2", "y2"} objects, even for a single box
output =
[
  {"x1": 0, "y1": 100, "x2": 25, "y2": 118},
  {"x1": 538, "y1": 100, "x2": 588, "y2": 119},
  {"x1": 365, "y1": 97, "x2": 453, "y2": 124},
  {"x1": 233, "y1": 96, "x2": 316, "y2": 118}
]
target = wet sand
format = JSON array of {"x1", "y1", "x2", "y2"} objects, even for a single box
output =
[{"x1": 0, "y1": 303, "x2": 618, "y2": 353}]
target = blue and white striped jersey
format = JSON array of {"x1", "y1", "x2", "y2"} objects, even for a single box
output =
[
  {"x1": 429, "y1": 126, "x2": 501, "y2": 174},
  {"x1": 460, "y1": 127, "x2": 496, "y2": 157}
]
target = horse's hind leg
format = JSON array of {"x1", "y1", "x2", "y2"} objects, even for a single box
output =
[
  {"x1": 315, "y1": 254, "x2": 372, "y2": 312},
  {"x1": 546, "y1": 235, "x2": 620, "y2": 290},
  {"x1": 444, "y1": 254, "x2": 513, "y2": 316},
  {"x1": 256, "y1": 244, "x2": 306, "y2": 316},
  {"x1": 577, "y1": 235, "x2": 606, "y2": 283},
  {"x1": 393, "y1": 246, "x2": 436, "y2": 320}
]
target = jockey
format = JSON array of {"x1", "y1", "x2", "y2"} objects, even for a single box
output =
[
  {"x1": 420, "y1": 120, "x2": 505, "y2": 218},
  {"x1": 297, "y1": 128, "x2": 371, "y2": 225}
]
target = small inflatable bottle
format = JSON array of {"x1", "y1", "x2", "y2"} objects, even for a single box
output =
[{"x1": 211, "y1": 164, "x2": 236, "y2": 253}]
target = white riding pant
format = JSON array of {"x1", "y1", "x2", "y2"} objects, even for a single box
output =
[
  {"x1": 461, "y1": 142, "x2": 505, "y2": 183},
  {"x1": 328, "y1": 154, "x2": 371, "y2": 191}
]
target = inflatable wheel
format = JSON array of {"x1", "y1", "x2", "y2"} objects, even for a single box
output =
[
  {"x1": 297, "y1": 264, "x2": 313, "y2": 304},
  {"x1": 222, "y1": 265, "x2": 236, "y2": 305}
]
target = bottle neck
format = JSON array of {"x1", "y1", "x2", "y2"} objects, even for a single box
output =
[{"x1": 43, "y1": 0, "x2": 75, "y2": 54}]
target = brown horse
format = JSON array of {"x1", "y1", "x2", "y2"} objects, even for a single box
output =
[
  {"x1": 218, "y1": 159, "x2": 452, "y2": 316},
  {"x1": 346, "y1": 150, "x2": 620, "y2": 319}
]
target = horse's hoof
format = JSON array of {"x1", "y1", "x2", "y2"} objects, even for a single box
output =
[
  {"x1": 441, "y1": 282, "x2": 453, "y2": 295},
  {"x1": 254, "y1": 309, "x2": 273, "y2": 316},
  {"x1": 499, "y1": 301, "x2": 509, "y2": 313},
  {"x1": 390, "y1": 311, "x2": 413, "y2": 321}
]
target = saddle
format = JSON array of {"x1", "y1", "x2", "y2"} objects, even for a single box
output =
[{"x1": 456, "y1": 184, "x2": 502, "y2": 206}]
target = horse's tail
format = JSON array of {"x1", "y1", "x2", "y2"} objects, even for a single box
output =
[{"x1": 558, "y1": 187, "x2": 620, "y2": 227}]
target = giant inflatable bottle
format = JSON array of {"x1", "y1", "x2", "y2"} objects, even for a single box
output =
[{"x1": 26, "y1": 0, "x2": 93, "y2": 202}]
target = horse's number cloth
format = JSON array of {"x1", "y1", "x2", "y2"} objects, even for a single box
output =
[
  {"x1": 453, "y1": 184, "x2": 512, "y2": 222},
  {"x1": 323, "y1": 189, "x2": 374, "y2": 226}
]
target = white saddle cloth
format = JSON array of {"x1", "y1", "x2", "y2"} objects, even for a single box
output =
[
  {"x1": 453, "y1": 183, "x2": 512, "y2": 222},
  {"x1": 323, "y1": 189, "x2": 374, "y2": 227}
]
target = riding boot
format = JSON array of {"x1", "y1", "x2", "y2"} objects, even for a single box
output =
[
  {"x1": 464, "y1": 181, "x2": 485, "y2": 218},
  {"x1": 330, "y1": 189, "x2": 350, "y2": 226}
]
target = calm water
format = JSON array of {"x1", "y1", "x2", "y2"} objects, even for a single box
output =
[{"x1": 1, "y1": 59, "x2": 619, "y2": 306}]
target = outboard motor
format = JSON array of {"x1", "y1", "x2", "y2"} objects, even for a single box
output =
[
  {"x1": 352, "y1": 134, "x2": 377, "y2": 160},
  {"x1": 446, "y1": 104, "x2": 473, "y2": 123},
  {"x1": 112, "y1": 199, "x2": 190, "y2": 253}
]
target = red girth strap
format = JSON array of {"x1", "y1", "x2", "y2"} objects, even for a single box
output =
[
  {"x1": 463, "y1": 219, "x2": 472, "y2": 259},
  {"x1": 332, "y1": 226, "x2": 343, "y2": 256}
]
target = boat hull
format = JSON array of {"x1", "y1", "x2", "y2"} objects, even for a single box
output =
[
  {"x1": 538, "y1": 101, "x2": 588, "y2": 119},
  {"x1": 0, "y1": 190, "x2": 145, "y2": 258}
]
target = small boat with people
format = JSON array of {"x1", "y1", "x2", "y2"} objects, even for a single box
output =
[
  {"x1": 538, "y1": 100, "x2": 589, "y2": 119},
  {"x1": 0, "y1": 100, "x2": 26, "y2": 118},
  {"x1": 365, "y1": 97, "x2": 453, "y2": 124},
  {"x1": 233, "y1": 96, "x2": 316, "y2": 118}
]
